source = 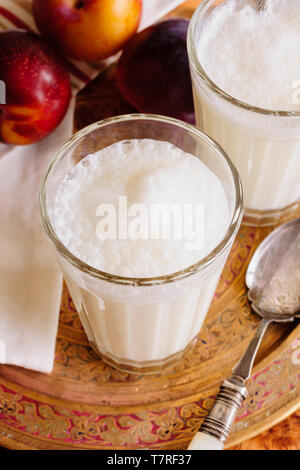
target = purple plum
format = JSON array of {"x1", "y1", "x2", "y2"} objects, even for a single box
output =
[{"x1": 117, "y1": 18, "x2": 195, "y2": 124}]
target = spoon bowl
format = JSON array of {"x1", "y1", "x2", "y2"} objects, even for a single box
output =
[{"x1": 246, "y1": 217, "x2": 300, "y2": 321}]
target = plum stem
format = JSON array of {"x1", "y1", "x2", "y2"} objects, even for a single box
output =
[{"x1": 75, "y1": 1, "x2": 84, "y2": 9}]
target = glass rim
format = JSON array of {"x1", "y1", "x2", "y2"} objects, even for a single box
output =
[
  {"x1": 39, "y1": 113, "x2": 243, "y2": 287},
  {"x1": 187, "y1": 0, "x2": 300, "y2": 118}
]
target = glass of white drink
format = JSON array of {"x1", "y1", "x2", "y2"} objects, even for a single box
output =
[
  {"x1": 188, "y1": 0, "x2": 300, "y2": 226},
  {"x1": 40, "y1": 114, "x2": 242, "y2": 374}
]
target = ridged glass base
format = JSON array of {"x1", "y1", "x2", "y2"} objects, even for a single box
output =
[
  {"x1": 90, "y1": 336, "x2": 199, "y2": 375},
  {"x1": 243, "y1": 201, "x2": 300, "y2": 227}
]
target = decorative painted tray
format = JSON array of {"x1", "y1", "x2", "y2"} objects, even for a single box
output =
[
  {"x1": 0, "y1": 215, "x2": 299, "y2": 449},
  {"x1": 0, "y1": 46, "x2": 300, "y2": 451}
]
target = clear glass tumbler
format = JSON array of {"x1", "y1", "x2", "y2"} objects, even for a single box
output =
[
  {"x1": 39, "y1": 114, "x2": 243, "y2": 374},
  {"x1": 188, "y1": 0, "x2": 300, "y2": 226}
]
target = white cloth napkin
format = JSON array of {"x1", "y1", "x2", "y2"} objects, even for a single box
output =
[{"x1": 0, "y1": 0, "x2": 185, "y2": 373}]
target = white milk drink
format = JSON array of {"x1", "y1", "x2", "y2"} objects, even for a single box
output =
[
  {"x1": 52, "y1": 139, "x2": 231, "y2": 371},
  {"x1": 188, "y1": 0, "x2": 300, "y2": 224}
]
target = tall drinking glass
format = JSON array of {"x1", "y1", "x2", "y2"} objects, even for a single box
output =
[
  {"x1": 39, "y1": 114, "x2": 243, "y2": 374},
  {"x1": 188, "y1": 0, "x2": 300, "y2": 226}
]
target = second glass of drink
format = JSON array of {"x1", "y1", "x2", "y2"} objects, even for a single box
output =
[{"x1": 188, "y1": 0, "x2": 300, "y2": 226}]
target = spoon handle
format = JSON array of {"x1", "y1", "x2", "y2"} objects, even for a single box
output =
[
  {"x1": 187, "y1": 318, "x2": 271, "y2": 450},
  {"x1": 232, "y1": 317, "x2": 271, "y2": 381},
  {"x1": 187, "y1": 378, "x2": 247, "y2": 450}
]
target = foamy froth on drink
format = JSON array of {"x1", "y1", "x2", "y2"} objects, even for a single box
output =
[{"x1": 190, "y1": 0, "x2": 300, "y2": 214}]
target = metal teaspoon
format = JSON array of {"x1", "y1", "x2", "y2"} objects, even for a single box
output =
[{"x1": 188, "y1": 217, "x2": 300, "y2": 450}]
